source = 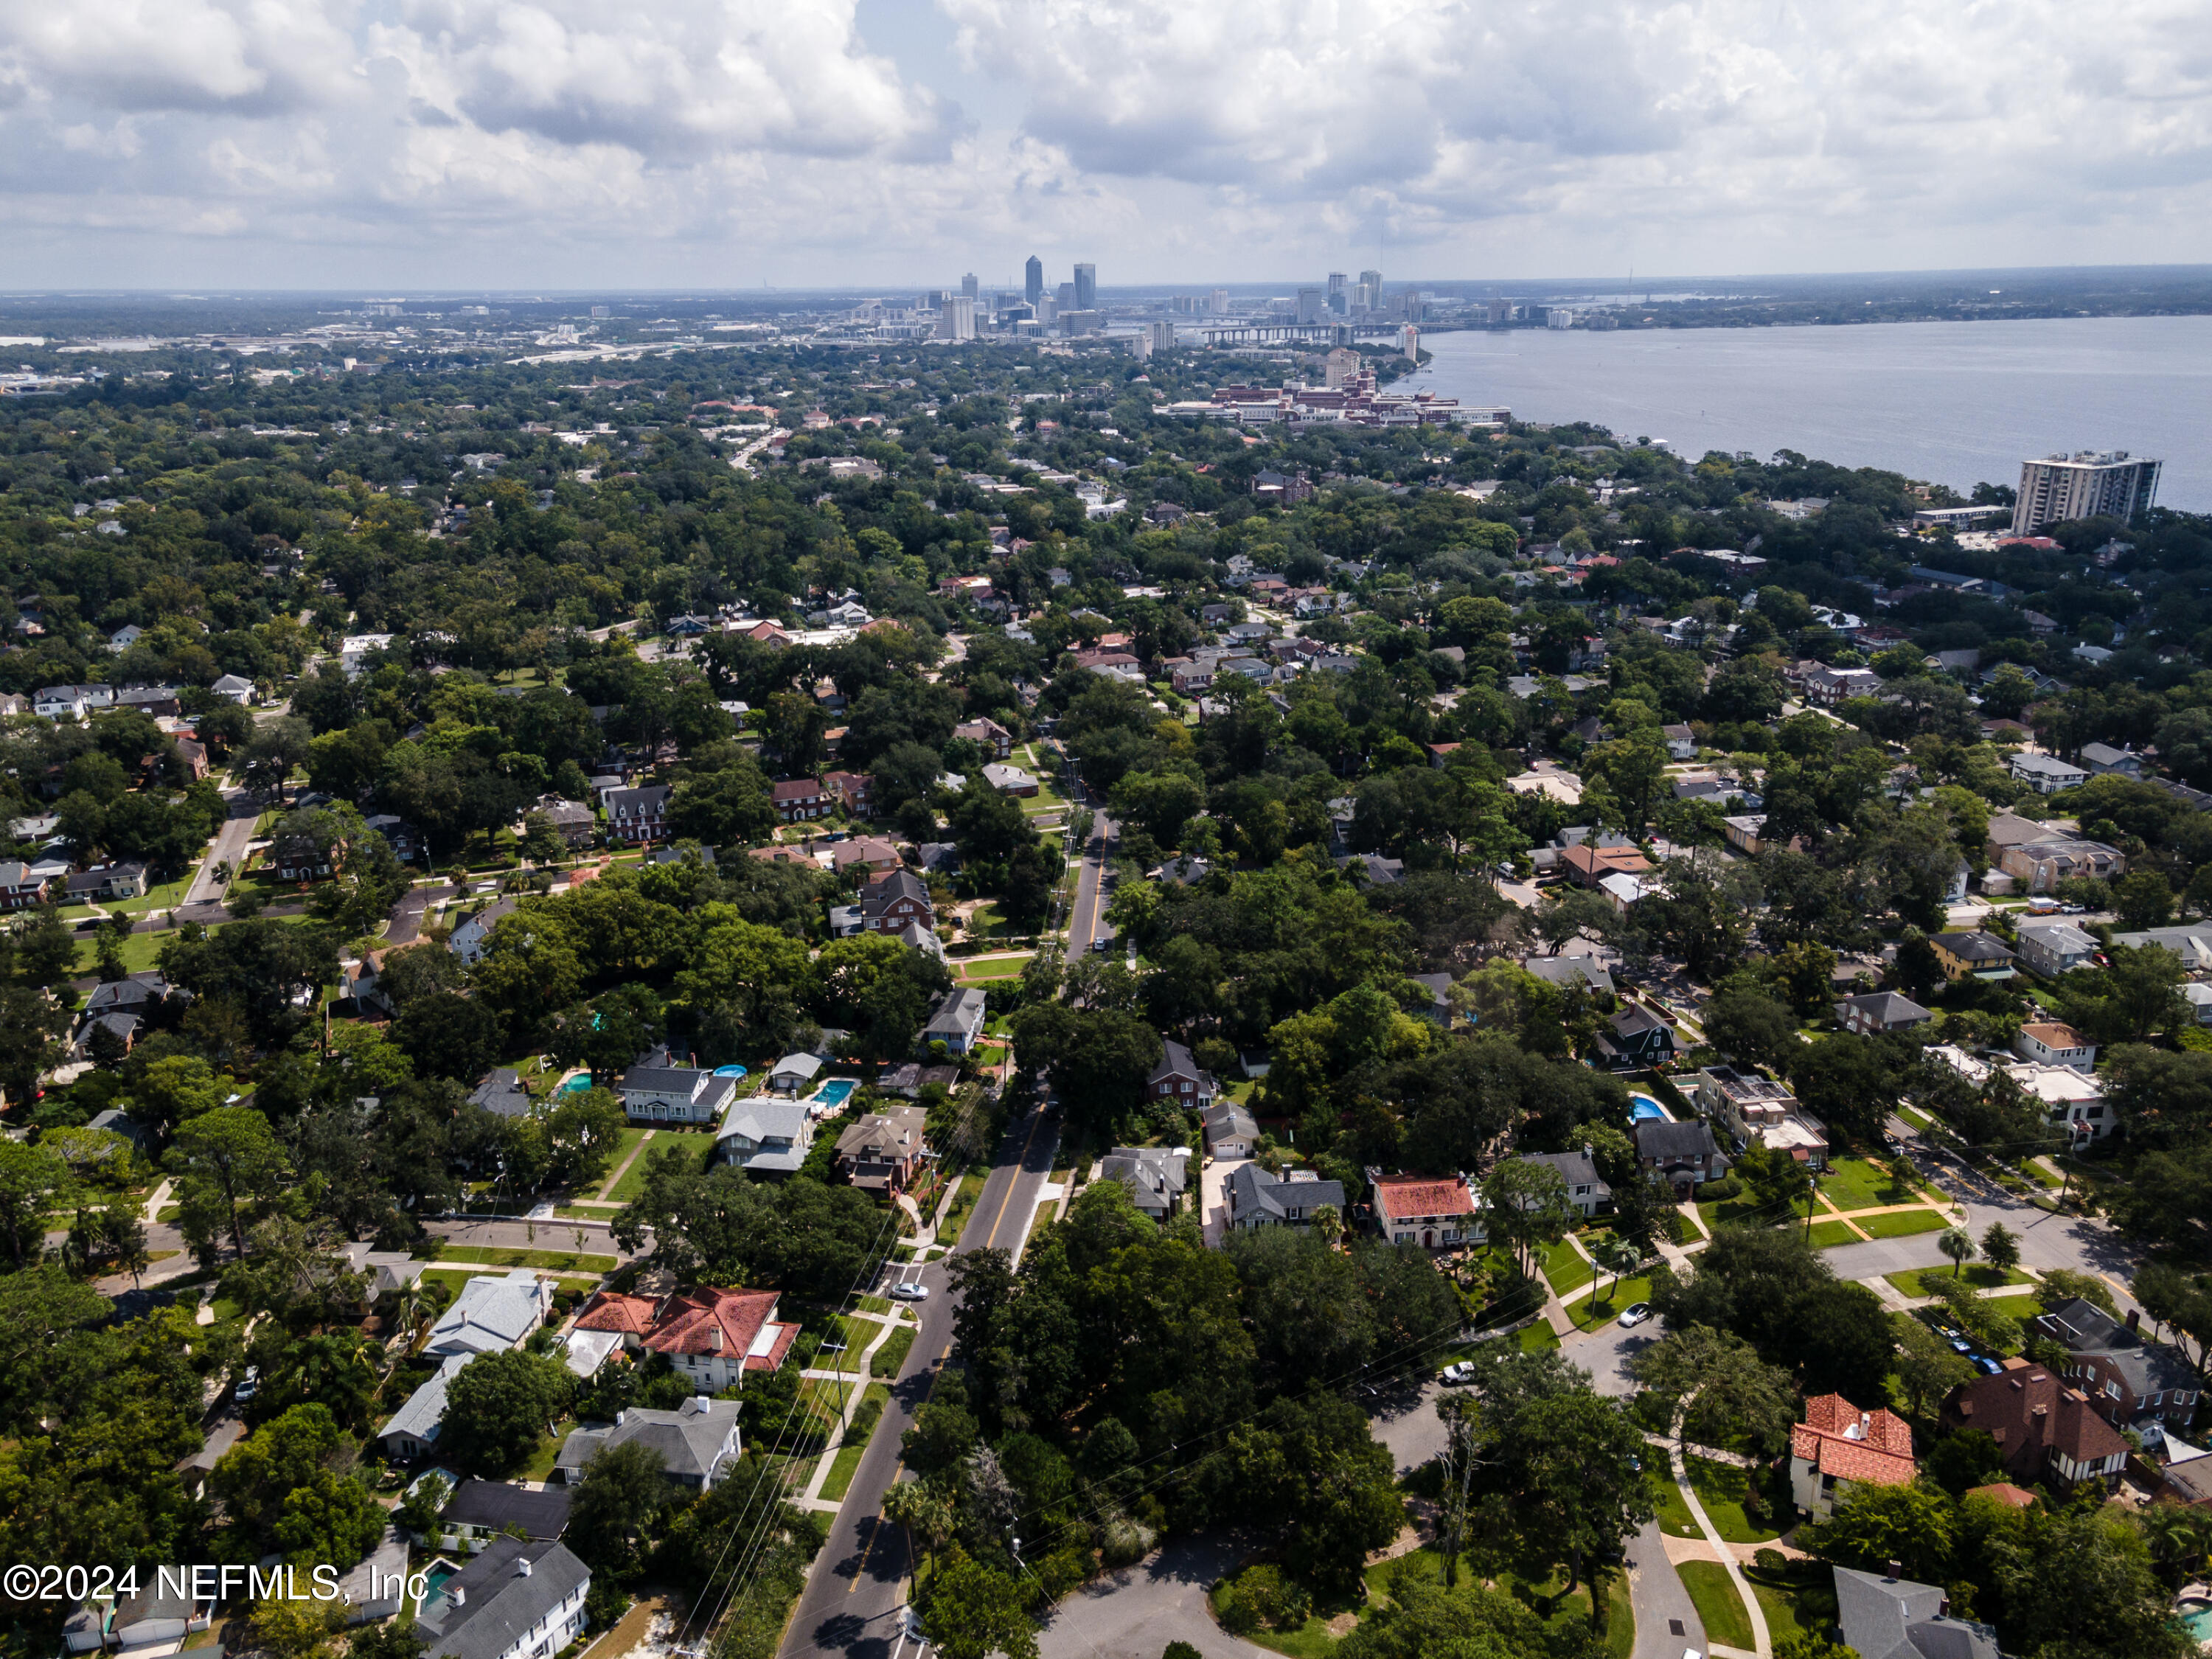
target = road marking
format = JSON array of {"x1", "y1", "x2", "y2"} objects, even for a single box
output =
[{"x1": 984, "y1": 1110, "x2": 1048, "y2": 1250}]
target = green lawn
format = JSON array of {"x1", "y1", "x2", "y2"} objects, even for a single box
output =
[
  {"x1": 818, "y1": 1441, "x2": 866, "y2": 1503},
  {"x1": 1568, "y1": 1276, "x2": 1651, "y2": 1331},
  {"x1": 1821, "y1": 1155, "x2": 1926, "y2": 1211},
  {"x1": 1675, "y1": 1560, "x2": 1754, "y2": 1652},
  {"x1": 608, "y1": 1136, "x2": 705, "y2": 1203},
  {"x1": 515, "y1": 1420, "x2": 574, "y2": 1482},
  {"x1": 1517, "y1": 1321, "x2": 1561, "y2": 1353},
  {"x1": 1885, "y1": 1265, "x2": 2034, "y2": 1299},
  {"x1": 1654, "y1": 1470, "x2": 1701, "y2": 1539},
  {"x1": 591, "y1": 1126, "x2": 658, "y2": 1196},
  {"x1": 1806, "y1": 1218, "x2": 1863, "y2": 1249},
  {"x1": 1542, "y1": 1238, "x2": 1594, "y2": 1297},
  {"x1": 804, "y1": 1312, "x2": 873, "y2": 1373},
  {"x1": 422, "y1": 1245, "x2": 616, "y2": 1273},
  {"x1": 1745, "y1": 1561, "x2": 1839, "y2": 1646},
  {"x1": 954, "y1": 955, "x2": 1029, "y2": 981},
  {"x1": 1696, "y1": 1194, "x2": 1774, "y2": 1231},
  {"x1": 1685, "y1": 1455, "x2": 1782, "y2": 1543},
  {"x1": 1854, "y1": 1208, "x2": 1950, "y2": 1239},
  {"x1": 855, "y1": 1294, "x2": 893, "y2": 1315},
  {"x1": 1896, "y1": 1103, "x2": 1935, "y2": 1132}
]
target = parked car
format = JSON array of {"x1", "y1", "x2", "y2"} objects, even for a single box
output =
[
  {"x1": 234, "y1": 1366, "x2": 259, "y2": 1403},
  {"x1": 1440, "y1": 1361, "x2": 1476, "y2": 1385},
  {"x1": 1974, "y1": 1355, "x2": 2003, "y2": 1374},
  {"x1": 889, "y1": 1281, "x2": 930, "y2": 1301},
  {"x1": 1617, "y1": 1303, "x2": 1652, "y2": 1328}
]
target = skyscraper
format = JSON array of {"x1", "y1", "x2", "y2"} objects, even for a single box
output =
[
  {"x1": 961, "y1": 273, "x2": 978, "y2": 301},
  {"x1": 1073, "y1": 263, "x2": 1096, "y2": 310},
  {"x1": 1360, "y1": 268, "x2": 1382, "y2": 298},
  {"x1": 1024, "y1": 255, "x2": 1043, "y2": 307},
  {"x1": 938, "y1": 295, "x2": 975, "y2": 341},
  {"x1": 1296, "y1": 288, "x2": 1323, "y2": 324},
  {"x1": 2012, "y1": 451, "x2": 2161, "y2": 535},
  {"x1": 1326, "y1": 272, "x2": 1348, "y2": 315}
]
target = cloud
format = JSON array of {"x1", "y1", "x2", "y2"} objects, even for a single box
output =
[{"x1": 0, "y1": 0, "x2": 2209, "y2": 283}]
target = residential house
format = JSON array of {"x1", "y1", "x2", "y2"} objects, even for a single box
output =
[
  {"x1": 1201, "y1": 1102, "x2": 1258, "y2": 1160},
  {"x1": 953, "y1": 717, "x2": 1013, "y2": 759},
  {"x1": 1521, "y1": 953, "x2": 1615, "y2": 995},
  {"x1": 822, "y1": 771, "x2": 875, "y2": 816},
  {"x1": 1100, "y1": 1146, "x2": 1190, "y2": 1219},
  {"x1": 1695, "y1": 1065, "x2": 1829, "y2": 1167},
  {"x1": 531, "y1": 799, "x2": 598, "y2": 848},
  {"x1": 2031, "y1": 1298, "x2": 2202, "y2": 1432},
  {"x1": 879, "y1": 1062, "x2": 960, "y2": 1099},
  {"x1": 210, "y1": 673, "x2": 255, "y2": 705},
  {"x1": 1517, "y1": 1149, "x2": 1612, "y2": 1218},
  {"x1": 58, "y1": 1571, "x2": 217, "y2": 1658},
  {"x1": 1409, "y1": 972, "x2": 1456, "y2": 1026},
  {"x1": 1225, "y1": 1164, "x2": 1346, "y2": 1232},
  {"x1": 859, "y1": 869, "x2": 934, "y2": 934},
  {"x1": 413, "y1": 1536, "x2": 591, "y2": 1659},
  {"x1": 834, "y1": 1105, "x2": 932, "y2": 1193},
  {"x1": 768, "y1": 778, "x2": 828, "y2": 823},
  {"x1": 64, "y1": 860, "x2": 149, "y2": 902},
  {"x1": 982, "y1": 762, "x2": 1039, "y2": 796},
  {"x1": 363, "y1": 813, "x2": 423, "y2": 862},
  {"x1": 448, "y1": 897, "x2": 518, "y2": 965},
  {"x1": 271, "y1": 823, "x2": 346, "y2": 881},
  {"x1": 468, "y1": 1069, "x2": 535, "y2": 1120},
  {"x1": 1930, "y1": 931, "x2": 2017, "y2": 981},
  {"x1": 2009, "y1": 1060, "x2": 2112, "y2": 1141},
  {"x1": 2, "y1": 860, "x2": 56, "y2": 909},
  {"x1": 1593, "y1": 1004, "x2": 1675, "y2": 1068},
  {"x1": 2079, "y1": 742, "x2": 2143, "y2": 778},
  {"x1": 1660, "y1": 724, "x2": 1696, "y2": 760},
  {"x1": 1834, "y1": 991, "x2": 1933, "y2": 1035},
  {"x1": 616, "y1": 1045, "x2": 740, "y2": 1125},
  {"x1": 714, "y1": 1096, "x2": 814, "y2": 1175},
  {"x1": 1633, "y1": 1119, "x2": 1728, "y2": 1198},
  {"x1": 435, "y1": 1481, "x2": 573, "y2": 1551},
  {"x1": 2109, "y1": 922, "x2": 2212, "y2": 970},
  {"x1": 1999, "y1": 837, "x2": 2125, "y2": 894},
  {"x1": 1559, "y1": 843, "x2": 1652, "y2": 889},
  {"x1": 1721, "y1": 814, "x2": 1770, "y2": 856},
  {"x1": 1941, "y1": 1361, "x2": 2132, "y2": 1488},
  {"x1": 1336, "y1": 852, "x2": 1405, "y2": 886},
  {"x1": 1833, "y1": 1568, "x2": 2002, "y2": 1659},
  {"x1": 1801, "y1": 665, "x2": 1884, "y2": 705},
  {"x1": 2010, "y1": 752, "x2": 2089, "y2": 794},
  {"x1": 768, "y1": 1052, "x2": 823, "y2": 1095},
  {"x1": 2015, "y1": 922, "x2": 2098, "y2": 977},
  {"x1": 1367, "y1": 1172, "x2": 1481, "y2": 1250},
  {"x1": 921, "y1": 987, "x2": 988, "y2": 1054},
  {"x1": 1145, "y1": 1037, "x2": 1217, "y2": 1110},
  {"x1": 335, "y1": 1527, "x2": 411, "y2": 1625},
  {"x1": 2013, "y1": 1022, "x2": 2096, "y2": 1071},
  {"x1": 1789, "y1": 1393, "x2": 1916, "y2": 1520},
  {"x1": 571, "y1": 1286, "x2": 799, "y2": 1393},
  {"x1": 605, "y1": 785, "x2": 670, "y2": 844},
  {"x1": 378, "y1": 1272, "x2": 554, "y2": 1461},
  {"x1": 1596, "y1": 870, "x2": 1649, "y2": 916},
  {"x1": 173, "y1": 737, "x2": 209, "y2": 780}
]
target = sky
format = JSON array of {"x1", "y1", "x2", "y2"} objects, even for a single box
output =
[{"x1": 1, "y1": 0, "x2": 2210, "y2": 292}]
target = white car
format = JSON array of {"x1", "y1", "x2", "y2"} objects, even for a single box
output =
[
  {"x1": 1617, "y1": 1303, "x2": 1653, "y2": 1328},
  {"x1": 889, "y1": 1281, "x2": 930, "y2": 1302},
  {"x1": 1439, "y1": 1360, "x2": 1476, "y2": 1385}
]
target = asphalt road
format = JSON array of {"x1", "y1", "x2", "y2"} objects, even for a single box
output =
[
  {"x1": 175, "y1": 785, "x2": 258, "y2": 919},
  {"x1": 778, "y1": 1102, "x2": 1060, "y2": 1659},
  {"x1": 1065, "y1": 808, "x2": 1118, "y2": 958}
]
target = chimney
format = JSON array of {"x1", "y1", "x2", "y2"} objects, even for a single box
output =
[
  {"x1": 517, "y1": 1557, "x2": 532, "y2": 1577},
  {"x1": 451, "y1": 1587, "x2": 466, "y2": 1608},
  {"x1": 1884, "y1": 1560, "x2": 1902, "y2": 1581},
  {"x1": 2126, "y1": 1307, "x2": 2141, "y2": 1333},
  {"x1": 694, "y1": 1395, "x2": 712, "y2": 1415},
  {"x1": 709, "y1": 1324, "x2": 724, "y2": 1352},
  {"x1": 615, "y1": 1410, "x2": 626, "y2": 1426},
  {"x1": 1938, "y1": 1595, "x2": 1950, "y2": 1618}
]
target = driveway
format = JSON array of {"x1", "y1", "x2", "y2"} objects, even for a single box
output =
[
  {"x1": 1037, "y1": 1534, "x2": 1268, "y2": 1659},
  {"x1": 1198, "y1": 1155, "x2": 1245, "y2": 1247},
  {"x1": 1626, "y1": 1519, "x2": 1705, "y2": 1659}
]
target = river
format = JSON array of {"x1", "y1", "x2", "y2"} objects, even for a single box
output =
[{"x1": 1405, "y1": 315, "x2": 2212, "y2": 509}]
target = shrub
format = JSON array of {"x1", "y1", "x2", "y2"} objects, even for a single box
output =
[
  {"x1": 845, "y1": 1397, "x2": 883, "y2": 1446},
  {"x1": 1225, "y1": 1565, "x2": 1311, "y2": 1631},
  {"x1": 1697, "y1": 1175, "x2": 1743, "y2": 1201},
  {"x1": 1753, "y1": 1547, "x2": 1787, "y2": 1575}
]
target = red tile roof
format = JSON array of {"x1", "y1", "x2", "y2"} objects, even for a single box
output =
[
  {"x1": 645, "y1": 1287, "x2": 788, "y2": 1368},
  {"x1": 1791, "y1": 1393, "x2": 1916, "y2": 1489},
  {"x1": 1966, "y1": 1481, "x2": 2039, "y2": 1509},
  {"x1": 572, "y1": 1291, "x2": 659, "y2": 1336},
  {"x1": 1372, "y1": 1175, "x2": 1477, "y2": 1222}
]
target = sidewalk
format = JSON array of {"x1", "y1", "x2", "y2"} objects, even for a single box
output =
[
  {"x1": 1664, "y1": 1408, "x2": 1772, "y2": 1659},
  {"x1": 794, "y1": 1307, "x2": 914, "y2": 1512}
]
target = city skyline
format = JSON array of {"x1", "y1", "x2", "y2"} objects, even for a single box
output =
[{"x1": 1, "y1": 1, "x2": 2207, "y2": 289}]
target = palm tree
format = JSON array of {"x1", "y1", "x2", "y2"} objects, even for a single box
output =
[
  {"x1": 1939, "y1": 1224, "x2": 1978, "y2": 1279},
  {"x1": 880, "y1": 1477, "x2": 954, "y2": 1576},
  {"x1": 1594, "y1": 1236, "x2": 1641, "y2": 1307},
  {"x1": 1312, "y1": 1203, "x2": 1343, "y2": 1248}
]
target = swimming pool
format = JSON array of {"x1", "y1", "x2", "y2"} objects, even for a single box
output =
[
  {"x1": 557, "y1": 1074, "x2": 594, "y2": 1095},
  {"x1": 812, "y1": 1079, "x2": 856, "y2": 1108},
  {"x1": 714, "y1": 1064, "x2": 749, "y2": 1078},
  {"x1": 1631, "y1": 1094, "x2": 1671, "y2": 1121},
  {"x1": 420, "y1": 1561, "x2": 460, "y2": 1604},
  {"x1": 2180, "y1": 1601, "x2": 2212, "y2": 1644}
]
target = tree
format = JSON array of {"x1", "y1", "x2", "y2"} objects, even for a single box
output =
[
  {"x1": 567, "y1": 1439, "x2": 676, "y2": 1573},
  {"x1": 1512, "y1": 1390, "x2": 1655, "y2": 1622},
  {"x1": 1592, "y1": 1235, "x2": 1641, "y2": 1306},
  {"x1": 1478, "y1": 1157, "x2": 1572, "y2": 1276},
  {"x1": 439, "y1": 1349, "x2": 571, "y2": 1477},
  {"x1": 0, "y1": 1141, "x2": 72, "y2": 1270},
  {"x1": 249, "y1": 1596, "x2": 341, "y2": 1659},
  {"x1": 0, "y1": 986, "x2": 71, "y2": 1107},
  {"x1": 1939, "y1": 1223, "x2": 1977, "y2": 1278},
  {"x1": 1980, "y1": 1222, "x2": 2020, "y2": 1275},
  {"x1": 1531, "y1": 886, "x2": 1616, "y2": 956},
  {"x1": 922, "y1": 1548, "x2": 1037, "y2": 1659},
  {"x1": 243, "y1": 716, "x2": 313, "y2": 803},
  {"x1": 167, "y1": 1106, "x2": 287, "y2": 1259},
  {"x1": 1700, "y1": 987, "x2": 1799, "y2": 1074},
  {"x1": 1892, "y1": 1312, "x2": 1975, "y2": 1419},
  {"x1": 1801, "y1": 1480, "x2": 1958, "y2": 1587},
  {"x1": 16, "y1": 905, "x2": 79, "y2": 984},
  {"x1": 881, "y1": 1476, "x2": 956, "y2": 1576},
  {"x1": 1628, "y1": 1326, "x2": 1798, "y2": 1457}
]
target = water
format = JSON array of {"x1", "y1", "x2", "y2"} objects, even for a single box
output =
[
  {"x1": 556, "y1": 1074, "x2": 594, "y2": 1095},
  {"x1": 421, "y1": 1562, "x2": 459, "y2": 1604},
  {"x1": 1408, "y1": 316, "x2": 2212, "y2": 509},
  {"x1": 714, "y1": 1064, "x2": 749, "y2": 1077},
  {"x1": 1631, "y1": 1095, "x2": 1670, "y2": 1121},
  {"x1": 2180, "y1": 1605, "x2": 2212, "y2": 1643},
  {"x1": 812, "y1": 1078, "x2": 857, "y2": 1107}
]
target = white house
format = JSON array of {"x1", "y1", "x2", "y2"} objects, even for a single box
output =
[{"x1": 616, "y1": 1046, "x2": 740, "y2": 1125}]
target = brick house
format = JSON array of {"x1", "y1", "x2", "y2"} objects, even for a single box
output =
[
  {"x1": 571, "y1": 1287, "x2": 799, "y2": 1393},
  {"x1": 605, "y1": 785, "x2": 669, "y2": 844},
  {"x1": 1144, "y1": 1037, "x2": 1217, "y2": 1109},
  {"x1": 834, "y1": 1105, "x2": 933, "y2": 1194},
  {"x1": 822, "y1": 771, "x2": 874, "y2": 815},
  {"x1": 953, "y1": 717, "x2": 1013, "y2": 759},
  {"x1": 2031, "y1": 1298, "x2": 2202, "y2": 1432},
  {"x1": 1941, "y1": 1361, "x2": 2132, "y2": 1489},
  {"x1": 858, "y1": 869, "x2": 933, "y2": 933},
  {"x1": 1632, "y1": 1119, "x2": 1728, "y2": 1199},
  {"x1": 771, "y1": 778, "x2": 830, "y2": 822}
]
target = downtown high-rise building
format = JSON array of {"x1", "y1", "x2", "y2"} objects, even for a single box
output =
[
  {"x1": 1073, "y1": 262, "x2": 1096, "y2": 310},
  {"x1": 1296, "y1": 288, "x2": 1324, "y2": 324},
  {"x1": 2013, "y1": 451, "x2": 2161, "y2": 534},
  {"x1": 1024, "y1": 254, "x2": 1043, "y2": 306},
  {"x1": 938, "y1": 294, "x2": 975, "y2": 341},
  {"x1": 1326, "y1": 271, "x2": 1348, "y2": 314},
  {"x1": 961, "y1": 272, "x2": 978, "y2": 300},
  {"x1": 1360, "y1": 267, "x2": 1382, "y2": 297}
]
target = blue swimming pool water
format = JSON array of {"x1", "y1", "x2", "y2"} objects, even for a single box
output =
[
  {"x1": 2181, "y1": 1605, "x2": 2212, "y2": 1641},
  {"x1": 813, "y1": 1079, "x2": 856, "y2": 1107},
  {"x1": 421, "y1": 1562, "x2": 459, "y2": 1604},
  {"x1": 557, "y1": 1074, "x2": 594, "y2": 1094},
  {"x1": 1631, "y1": 1095, "x2": 1669, "y2": 1121},
  {"x1": 714, "y1": 1065, "x2": 749, "y2": 1077}
]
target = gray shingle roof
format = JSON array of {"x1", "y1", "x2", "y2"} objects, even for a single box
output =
[
  {"x1": 1226, "y1": 1162, "x2": 1345, "y2": 1223},
  {"x1": 555, "y1": 1398, "x2": 740, "y2": 1485},
  {"x1": 1833, "y1": 1566, "x2": 2001, "y2": 1659},
  {"x1": 443, "y1": 1480, "x2": 573, "y2": 1540},
  {"x1": 417, "y1": 1537, "x2": 591, "y2": 1659}
]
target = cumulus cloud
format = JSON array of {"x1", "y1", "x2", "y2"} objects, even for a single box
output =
[{"x1": 0, "y1": 0, "x2": 2208, "y2": 284}]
